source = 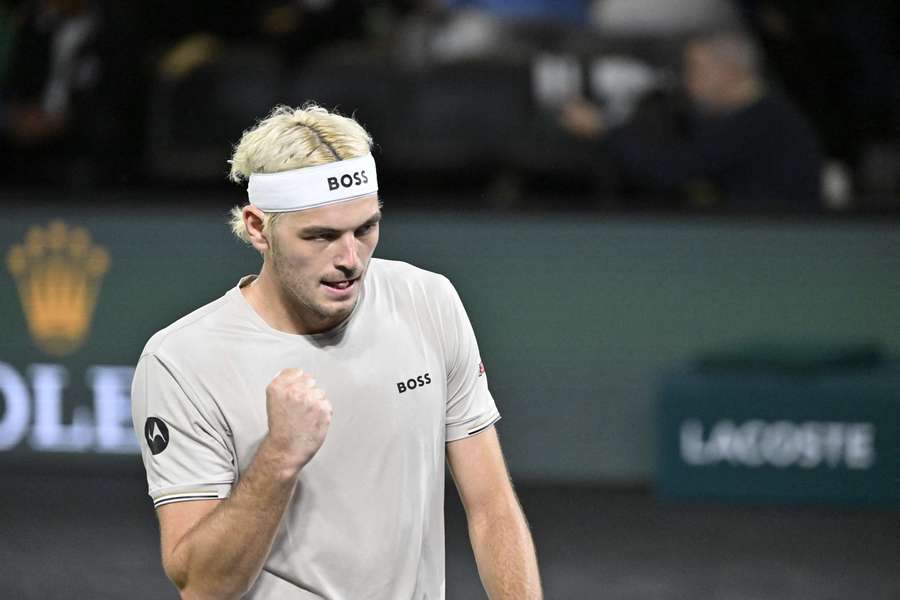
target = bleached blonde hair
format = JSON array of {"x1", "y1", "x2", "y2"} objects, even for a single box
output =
[{"x1": 228, "y1": 104, "x2": 374, "y2": 243}]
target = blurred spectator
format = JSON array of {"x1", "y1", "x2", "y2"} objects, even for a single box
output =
[
  {"x1": 1, "y1": 0, "x2": 144, "y2": 184},
  {"x1": 256, "y1": 1, "x2": 369, "y2": 62},
  {"x1": 738, "y1": 0, "x2": 899, "y2": 166},
  {"x1": 400, "y1": 0, "x2": 591, "y2": 65},
  {"x1": 561, "y1": 29, "x2": 823, "y2": 211},
  {"x1": 144, "y1": 0, "x2": 374, "y2": 66}
]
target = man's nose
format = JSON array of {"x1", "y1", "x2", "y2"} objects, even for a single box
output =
[{"x1": 334, "y1": 233, "x2": 360, "y2": 272}]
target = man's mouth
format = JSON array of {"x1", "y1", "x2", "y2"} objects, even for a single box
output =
[{"x1": 321, "y1": 277, "x2": 359, "y2": 292}]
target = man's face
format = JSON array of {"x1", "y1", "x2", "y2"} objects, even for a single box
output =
[
  {"x1": 266, "y1": 194, "x2": 381, "y2": 331},
  {"x1": 683, "y1": 42, "x2": 733, "y2": 113}
]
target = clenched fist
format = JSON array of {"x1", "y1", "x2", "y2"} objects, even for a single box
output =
[{"x1": 264, "y1": 368, "x2": 332, "y2": 473}]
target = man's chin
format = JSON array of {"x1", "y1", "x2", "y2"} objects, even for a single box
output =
[{"x1": 315, "y1": 292, "x2": 359, "y2": 320}]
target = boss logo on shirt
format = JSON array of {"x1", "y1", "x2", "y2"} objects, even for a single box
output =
[
  {"x1": 144, "y1": 417, "x2": 170, "y2": 455},
  {"x1": 397, "y1": 372, "x2": 432, "y2": 394},
  {"x1": 327, "y1": 170, "x2": 369, "y2": 191}
]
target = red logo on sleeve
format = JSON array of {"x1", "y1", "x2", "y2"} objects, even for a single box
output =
[{"x1": 478, "y1": 361, "x2": 486, "y2": 377}]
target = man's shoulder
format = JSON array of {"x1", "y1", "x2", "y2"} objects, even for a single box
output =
[
  {"x1": 369, "y1": 257, "x2": 452, "y2": 293},
  {"x1": 367, "y1": 258, "x2": 464, "y2": 339},
  {"x1": 140, "y1": 289, "x2": 237, "y2": 362}
]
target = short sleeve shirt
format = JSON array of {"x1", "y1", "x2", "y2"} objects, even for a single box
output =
[{"x1": 131, "y1": 258, "x2": 500, "y2": 600}]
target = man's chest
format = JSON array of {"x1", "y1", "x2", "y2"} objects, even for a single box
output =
[{"x1": 215, "y1": 321, "x2": 447, "y2": 472}]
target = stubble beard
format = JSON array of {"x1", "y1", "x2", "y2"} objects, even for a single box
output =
[{"x1": 270, "y1": 244, "x2": 356, "y2": 326}]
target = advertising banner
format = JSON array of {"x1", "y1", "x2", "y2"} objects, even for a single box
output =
[
  {"x1": 0, "y1": 207, "x2": 259, "y2": 470},
  {"x1": 659, "y1": 367, "x2": 900, "y2": 504}
]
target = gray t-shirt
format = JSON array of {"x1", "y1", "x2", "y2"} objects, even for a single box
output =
[{"x1": 131, "y1": 258, "x2": 500, "y2": 600}]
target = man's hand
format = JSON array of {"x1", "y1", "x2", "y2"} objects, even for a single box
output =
[
  {"x1": 559, "y1": 97, "x2": 607, "y2": 140},
  {"x1": 265, "y1": 369, "x2": 332, "y2": 474}
]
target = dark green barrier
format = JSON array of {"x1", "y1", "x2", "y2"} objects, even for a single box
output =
[
  {"x1": 2, "y1": 196, "x2": 900, "y2": 482},
  {"x1": 658, "y1": 365, "x2": 900, "y2": 504}
]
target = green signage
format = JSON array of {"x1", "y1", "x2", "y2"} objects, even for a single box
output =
[{"x1": 659, "y1": 366, "x2": 900, "y2": 504}]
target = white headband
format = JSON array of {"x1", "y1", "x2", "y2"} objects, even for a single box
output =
[{"x1": 247, "y1": 153, "x2": 378, "y2": 212}]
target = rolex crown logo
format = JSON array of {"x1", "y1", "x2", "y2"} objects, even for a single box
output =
[{"x1": 6, "y1": 220, "x2": 110, "y2": 356}]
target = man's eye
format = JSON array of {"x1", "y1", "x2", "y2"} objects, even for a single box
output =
[{"x1": 357, "y1": 223, "x2": 376, "y2": 236}]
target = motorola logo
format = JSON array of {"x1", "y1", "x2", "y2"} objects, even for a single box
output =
[{"x1": 144, "y1": 417, "x2": 170, "y2": 455}]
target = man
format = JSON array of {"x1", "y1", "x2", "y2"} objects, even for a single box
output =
[
  {"x1": 131, "y1": 104, "x2": 542, "y2": 599},
  {"x1": 561, "y1": 29, "x2": 823, "y2": 211}
]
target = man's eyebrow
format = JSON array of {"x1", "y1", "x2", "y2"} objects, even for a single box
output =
[
  {"x1": 298, "y1": 226, "x2": 340, "y2": 237},
  {"x1": 360, "y1": 211, "x2": 383, "y2": 227},
  {"x1": 298, "y1": 211, "x2": 382, "y2": 237}
]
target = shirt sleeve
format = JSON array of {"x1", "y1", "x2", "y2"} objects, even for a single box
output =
[
  {"x1": 440, "y1": 277, "x2": 501, "y2": 442},
  {"x1": 131, "y1": 353, "x2": 236, "y2": 508}
]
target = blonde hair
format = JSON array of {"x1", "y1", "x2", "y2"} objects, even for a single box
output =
[{"x1": 228, "y1": 104, "x2": 374, "y2": 243}]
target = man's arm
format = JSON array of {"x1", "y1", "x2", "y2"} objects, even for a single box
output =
[
  {"x1": 447, "y1": 426, "x2": 542, "y2": 600},
  {"x1": 156, "y1": 369, "x2": 332, "y2": 600}
]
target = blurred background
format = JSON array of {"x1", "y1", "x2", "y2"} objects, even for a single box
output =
[{"x1": 1, "y1": 1, "x2": 899, "y2": 598}]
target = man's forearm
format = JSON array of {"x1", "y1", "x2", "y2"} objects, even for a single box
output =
[
  {"x1": 468, "y1": 498, "x2": 542, "y2": 600},
  {"x1": 166, "y1": 437, "x2": 300, "y2": 599}
]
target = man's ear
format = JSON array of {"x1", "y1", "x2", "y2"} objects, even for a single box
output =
[{"x1": 243, "y1": 205, "x2": 270, "y2": 254}]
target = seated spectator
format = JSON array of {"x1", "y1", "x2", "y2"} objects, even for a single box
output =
[
  {"x1": 561, "y1": 29, "x2": 823, "y2": 211},
  {"x1": 256, "y1": 0, "x2": 369, "y2": 62},
  {"x1": 144, "y1": 0, "x2": 371, "y2": 69},
  {"x1": 738, "y1": 0, "x2": 899, "y2": 166},
  {"x1": 1, "y1": 0, "x2": 143, "y2": 184},
  {"x1": 414, "y1": 0, "x2": 590, "y2": 64}
]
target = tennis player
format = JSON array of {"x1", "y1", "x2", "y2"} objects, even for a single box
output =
[{"x1": 131, "y1": 104, "x2": 542, "y2": 599}]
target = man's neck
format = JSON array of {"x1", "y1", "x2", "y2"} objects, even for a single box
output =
[{"x1": 240, "y1": 268, "x2": 331, "y2": 335}]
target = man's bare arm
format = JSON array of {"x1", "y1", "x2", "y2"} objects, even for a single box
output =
[
  {"x1": 447, "y1": 427, "x2": 542, "y2": 600},
  {"x1": 157, "y1": 369, "x2": 332, "y2": 600}
]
